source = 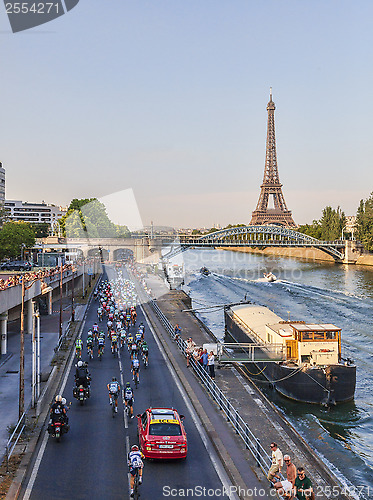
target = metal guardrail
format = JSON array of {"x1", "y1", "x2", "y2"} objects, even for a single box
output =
[
  {"x1": 149, "y1": 298, "x2": 277, "y2": 479},
  {"x1": 54, "y1": 323, "x2": 72, "y2": 354},
  {"x1": 5, "y1": 412, "x2": 26, "y2": 473}
]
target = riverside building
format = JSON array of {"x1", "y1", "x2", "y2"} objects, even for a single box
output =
[{"x1": 4, "y1": 199, "x2": 66, "y2": 226}]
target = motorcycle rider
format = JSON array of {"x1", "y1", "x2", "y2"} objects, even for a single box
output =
[
  {"x1": 75, "y1": 360, "x2": 90, "y2": 389},
  {"x1": 128, "y1": 444, "x2": 144, "y2": 497},
  {"x1": 50, "y1": 395, "x2": 68, "y2": 426}
]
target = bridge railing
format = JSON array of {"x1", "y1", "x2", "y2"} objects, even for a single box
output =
[{"x1": 149, "y1": 298, "x2": 275, "y2": 478}]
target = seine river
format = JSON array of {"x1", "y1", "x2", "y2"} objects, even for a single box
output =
[{"x1": 180, "y1": 249, "x2": 373, "y2": 498}]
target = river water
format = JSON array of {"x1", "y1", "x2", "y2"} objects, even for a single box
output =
[{"x1": 180, "y1": 249, "x2": 373, "y2": 498}]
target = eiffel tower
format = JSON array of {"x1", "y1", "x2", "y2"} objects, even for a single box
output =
[{"x1": 250, "y1": 89, "x2": 296, "y2": 227}]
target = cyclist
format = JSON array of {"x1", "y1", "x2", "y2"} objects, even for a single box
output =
[
  {"x1": 107, "y1": 319, "x2": 113, "y2": 333},
  {"x1": 97, "y1": 307, "x2": 103, "y2": 321},
  {"x1": 86, "y1": 332, "x2": 94, "y2": 359},
  {"x1": 107, "y1": 377, "x2": 121, "y2": 413},
  {"x1": 126, "y1": 312, "x2": 131, "y2": 328},
  {"x1": 141, "y1": 341, "x2": 149, "y2": 366},
  {"x1": 130, "y1": 340, "x2": 138, "y2": 361},
  {"x1": 75, "y1": 338, "x2": 83, "y2": 358},
  {"x1": 135, "y1": 329, "x2": 142, "y2": 344},
  {"x1": 131, "y1": 308, "x2": 137, "y2": 326},
  {"x1": 124, "y1": 382, "x2": 135, "y2": 418},
  {"x1": 98, "y1": 333, "x2": 105, "y2": 357},
  {"x1": 120, "y1": 328, "x2": 126, "y2": 348},
  {"x1": 127, "y1": 334, "x2": 134, "y2": 351},
  {"x1": 128, "y1": 445, "x2": 144, "y2": 497},
  {"x1": 111, "y1": 332, "x2": 118, "y2": 354},
  {"x1": 92, "y1": 322, "x2": 99, "y2": 338},
  {"x1": 138, "y1": 322, "x2": 145, "y2": 339},
  {"x1": 132, "y1": 356, "x2": 140, "y2": 384}
]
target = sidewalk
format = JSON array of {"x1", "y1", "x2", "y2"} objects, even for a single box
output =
[
  {"x1": 144, "y1": 272, "x2": 349, "y2": 500},
  {"x1": 0, "y1": 300, "x2": 84, "y2": 459}
]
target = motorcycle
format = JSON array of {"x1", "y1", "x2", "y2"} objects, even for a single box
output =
[
  {"x1": 48, "y1": 418, "x2": 69, "y2": 442},
  {"x1": 73, "y1": 384, "x2": 90, "y2": 405}
]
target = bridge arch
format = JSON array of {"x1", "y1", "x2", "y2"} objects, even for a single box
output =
[
  {"x1": 165, "y1": 225, "x2": 344, "y2": 260},
  {"x1": 87, "y1": 247, "x2": 109, "y2": 261},
  {"x1": 113, "y1": 248, "x2": 134, "y2": 262}
]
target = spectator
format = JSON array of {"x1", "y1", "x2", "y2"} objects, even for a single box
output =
[
  {"x1": 174, "y1": 324, "x2": 181, "y2": 339},
  {"x1": 274, "y1": 454, "x2": 296, "y2": 498},
  {"x1": 201, "y1": 349, "x2": 208, "y2": 371},
  {"x1": 208, "y1": 351, "x2": 215, "y2": 379},
  {"x1": 294, "y1": 467, "x2": 313, "y2": 500},
  {"x1": 267, "y1": 442, "x2": 283, "y2": 485},
  {"x1": 185, "y1": 338, "x2": 195, "y2": 367}
]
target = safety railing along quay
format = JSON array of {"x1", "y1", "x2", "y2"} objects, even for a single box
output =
[
  {"x1": 5, "y1": 412, "x2": 26, "y2": 473},
  {"x1": 149, "y1": 298, "x2": 274, "y2": 478}
]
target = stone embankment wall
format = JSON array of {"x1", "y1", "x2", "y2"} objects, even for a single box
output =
[{"x1": 222, "y1": 246, "x2": 373, "y2": 266}]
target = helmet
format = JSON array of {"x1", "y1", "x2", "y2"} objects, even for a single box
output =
[
  {"x1": 61, "y1": 398, "x2": 67, "y2": 405},
  {"x1": 143, "y1": 341, "x2": 147, "y2": 345},
  {"x1": 77, "y1": 360, "x2": 83, "y2": 367},
  {"x1": 55, "y1": 395, "x2": 62, "y2": 402},
  {"x1": 112, "y1": 377, "x2": 117, "y2": 381},
  {"x1": 126, "y1": 382, "x2": 131, "y2": 387},
  {"x1": 131, "y1": 445, "x2": 139, "y2": 451}
]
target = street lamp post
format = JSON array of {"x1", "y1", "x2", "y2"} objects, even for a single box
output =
[
  {"x1": 19, "y1": 276, "x2": 39, "y2": 419},
  {"x1": 59, "y1": 262, "x2": 63, "y2": 338},
  {"x1": 31, "y1": 301, "x2": 36, "y2": 408},
  {"x1": 71, "y1": 267, "x2": 75, "y2": 322},
  {"x1": 19, "y1": 279, "x2": 25, "y2": 419}
]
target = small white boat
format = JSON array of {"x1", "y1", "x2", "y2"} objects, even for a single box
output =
[{"x1": 263, "y1": 272, "x2": 277, "y2": 282}]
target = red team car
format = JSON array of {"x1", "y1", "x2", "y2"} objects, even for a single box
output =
[{"x1": 137, "y1": 408, "x2": 188, "y2": 459}]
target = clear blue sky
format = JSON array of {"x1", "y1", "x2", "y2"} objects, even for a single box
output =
[{"x1": 1, "y1": 0, "x2": 372, "y2": 228}]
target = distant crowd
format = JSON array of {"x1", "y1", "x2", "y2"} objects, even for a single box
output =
[{"x1": 0, "y1": 263, "x2": 73, "y2": 291}]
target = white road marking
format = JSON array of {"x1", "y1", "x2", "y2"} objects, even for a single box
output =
[
  {"x1": 139, "y1": 302, "x2": 240, "y2": 500},
  {"x1": 22, "y1": 323, "x2": 79, "y2": 500}
]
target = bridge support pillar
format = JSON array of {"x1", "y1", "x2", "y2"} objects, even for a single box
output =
[
  {"x1": 47, "y1": 290, "x2": 53, "y2": 315},
  {"x1": 343, "y1": 241, "x2": 365, "y2": 264},
  {"x1": 27, "y1": 299, "x2": 34, "y2": 334},
  {"x1": 0, "y1": 312, "x2": 8, "y2": 355}
]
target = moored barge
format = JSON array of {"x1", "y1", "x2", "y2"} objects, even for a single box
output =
[{"x1": 224, "y1": 304, "x2": 356, "y2": 405}]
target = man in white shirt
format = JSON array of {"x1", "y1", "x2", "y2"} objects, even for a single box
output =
[{"x1": 267, "y1": 442, "x2": 283, "y2": 484}]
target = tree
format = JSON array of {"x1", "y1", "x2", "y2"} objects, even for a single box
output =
[
  {"x1": 297, "y1": 206, "x2": 345, "y2": 241},
  {"x1": 0, "y1": 221, "x2": 35, "y2": 260},
  {"x1": 356, "y1": 193, "x2": 373, "y2": 251},
  {"x1": 59, "y1": 198, "x2": 130, "y2": 238}
]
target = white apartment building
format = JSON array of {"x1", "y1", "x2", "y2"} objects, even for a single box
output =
[{"x1": 4, "y1": 199, "x2": 67, "y2": 225}]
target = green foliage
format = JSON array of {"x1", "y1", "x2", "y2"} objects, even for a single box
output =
[
  {"x1": 68, "y1": 198, "x2": 96, "y2": 212},
  {"x1": 297, "y1": 207, "x2": 345, "y2": 241},
  {"x1": 356, "y1": 193, "x2": 373, "y2": 251},
  {"x1": 59, "y1": 198, "x2": 130, "y2": 238},
  {"x1": 0, "y1": 221, "x2": 35, "y2": 260}
]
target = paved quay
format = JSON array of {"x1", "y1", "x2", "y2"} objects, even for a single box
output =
[
  {"x1": 0, "y1": 299, "x2": 83, "y2": 462},
  {"x1": 143, "y1": 271, "x2": 354, "y2": 500}
]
